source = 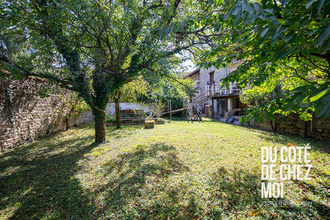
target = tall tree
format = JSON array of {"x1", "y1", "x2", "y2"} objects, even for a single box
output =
[{"x1": 0, "y1": 0, "x2": 205, "y2": 142}]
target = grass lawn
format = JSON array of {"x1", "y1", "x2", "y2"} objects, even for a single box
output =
[{"x1": 0, "y1": 119, "x2": 329, "y2": 219}]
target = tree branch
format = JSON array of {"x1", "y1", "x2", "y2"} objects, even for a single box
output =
[
  {"x1": 0, "y1": 54, "x2": 74, "y2": 89},
  {"x1": 310, "y1": 52, "x2": 330, "y2": 77},
  {"x1": 298, "y1": 53, "x2": 330, "y2": 76},
  {"x1": 287, "y1": 65, "x2": 320, "y2": 85}
]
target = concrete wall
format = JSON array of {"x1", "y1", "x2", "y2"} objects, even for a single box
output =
[
  {"x1": 0, "y1": 78, "x2": 93, "y2": 152},
  {"x1": 106, "y1": 103, "x2": 150, "y2": 115}
]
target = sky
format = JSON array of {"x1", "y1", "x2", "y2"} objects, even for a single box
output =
[{"x1": 180, "y1": 59, "x2": 196, "y2": 73}]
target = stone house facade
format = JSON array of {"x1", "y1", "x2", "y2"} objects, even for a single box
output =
[{"x1": 184, "y1": 59, "x2": 245, "y2": 122}]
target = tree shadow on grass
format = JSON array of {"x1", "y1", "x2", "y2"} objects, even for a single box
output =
[
  {"x1": 0, "y1": 131, "x2": 196, "y2": 219},
  {"x1": 205, "y1": 167, "x2": 263, "y2": 218},
  {"x1": 93, "y1": 142, "x2": 196, "y2": 219},
  {"x1": 106, "y1": 124, "x2": 144, "y2": 139},
  {"x1": 206, "y1": 166, "x2": 329, "y2": 219},
  {"x1": 0, "y1": 133, "x2": 97, "y2": 219},
  {"x1": 235, "y1": 124, "x2": 330, "y2": 150},
  {"x1": 293, "y1": 167, "x2": 330, "y2": 216},
  {"x1": 0, "y1": 122, "x2": 156, "y2": 219}
]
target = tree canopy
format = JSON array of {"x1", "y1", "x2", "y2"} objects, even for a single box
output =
[
  {"x1": 198, "y1": 0, "x2": 330, "y2": 120},
  {"x1": 0, "y1": 0, "x2": 208, "y2": 142},
  {"x1": 1, "y1": 0, "x2": 329, "y2": 142}
]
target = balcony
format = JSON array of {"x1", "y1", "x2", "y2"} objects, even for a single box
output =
[
  {"x1": 206, "y1": 82, "x2": 240, "y2": 97},
  {"x1": 206, "y1": 81, "x2": 214, "y2": 86}
]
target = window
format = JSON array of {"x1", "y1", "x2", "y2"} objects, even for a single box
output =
[{"x1": 209, "y1": 71, "x2": 215, "y2": 82}]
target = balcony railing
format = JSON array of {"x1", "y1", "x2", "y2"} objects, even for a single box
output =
[{"x1": 206, "y1": 82, "x2": 240, "y2": 97}]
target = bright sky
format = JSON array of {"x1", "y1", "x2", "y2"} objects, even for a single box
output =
[{"x1": 181, "y1": 59, "x2": 196, "y2": 72}]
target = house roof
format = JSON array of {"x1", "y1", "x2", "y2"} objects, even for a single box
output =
[{"x1": 183, "y1": 69, "x2": 200, "y2": 79}]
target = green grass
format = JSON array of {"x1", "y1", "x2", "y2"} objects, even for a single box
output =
[{"x1": 0, "y1": 119, "x2": 329, "y2": 219}]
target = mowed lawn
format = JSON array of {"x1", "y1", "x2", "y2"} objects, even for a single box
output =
[{"x1": 0, "y1": 119, "x2": 329, "y2": 219}]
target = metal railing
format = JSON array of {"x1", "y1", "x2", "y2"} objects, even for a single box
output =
[
  {"x1": 192, "y1": 89, "x2": 208, "y2": 105},
  {"x1": 206, "y1": 82, "x2": 240, "y2": 96},
  {"x1": 193, "y1": 100, "x2": 203, "y2": 121}
]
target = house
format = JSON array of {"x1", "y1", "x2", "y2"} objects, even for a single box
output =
[{"x1": 184, "y1": 59, "x2": 246, "y2": 123}]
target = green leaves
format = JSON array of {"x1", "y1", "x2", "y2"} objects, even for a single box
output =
[
  {"x1": 310, "y1": 87, "x2": 329, "y2": 102},
  {"x1": 1, "y1": 0, "x2": 207, "y2": 142},
  {"x1": 283, "y1": 84, "x2": 330, "y2": 119},
  {"x1": 260, "y1": 28, "x2": 269, "y2": 38},
  {"x1": 200, "y1": 0, "x2": 330, "y2": 121},
  {"x1": 314, "y1": 0, "x2": 325, "y2": 15},
  {"x1": 315, "y1": 25, "x2": 330, "y2": 50},
  {"x1": 306, "y1": 0, "x2": 316, "y2": 9},
  {"x1": 283, "y1": 31, "x2": 295, "y2": 43},
  {"x1": 315, "y1": 92, "x2": 330, "y2": 118}
]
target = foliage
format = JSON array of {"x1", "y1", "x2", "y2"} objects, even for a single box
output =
[
  {"x1": 111, "y1": 72, "x2": 193, "y2": 127},
  {"x1": 60, "y1": 93, "x2": 90, "y2": 119},
  {"x1": 239, "y1": 66, "x2": 313, "y2": 125},
  {"x1": 0, "y1": 0, "x2": 207, "y2": 142},
  {"x1": 120, "y1": 75, "x2": 150, "y2": 103},
  {"x1": 37, "y1": 85, "x2": 61, "y2": 99},
  {"x1": 149, "y1": 101, "x2": 167, "y2": 118},
  {"x1": 1, "y1": 121, "x2": 329, "y2": 219},
  {"x1": 106, "y1": 113, "x2": 116, "y2": 123},
  {"x1": 150, "y1": 77, "x2": 195, "y2": 112},
  {"x1": 199, "y1": 0, "x2": 330, "y2": 120}
]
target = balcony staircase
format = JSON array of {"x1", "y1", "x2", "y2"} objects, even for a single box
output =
[
  {"x1": 192, "y1": 89, "x2": 208, "y2": 106},
  {"x1": 184, "y1": 98, "x2": 202, "y2": 121}
]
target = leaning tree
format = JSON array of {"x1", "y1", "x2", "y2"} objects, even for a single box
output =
[{"x1": 0, "y1": 0, "x2": 209, "y2": 142}]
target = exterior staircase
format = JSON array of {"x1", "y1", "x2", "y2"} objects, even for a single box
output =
[
  {"x1": 185, "y1": 89, "x2": 209, "y2": 121},
  {"x1": 192, "y1": 89, "x2": 208, "y2": 107},
  {"x1": 186, "y1": 82, "x2": 242, "y2": 122},
  {"x1": 184, "y1": 98, "x2": 202, "y2": 121}
]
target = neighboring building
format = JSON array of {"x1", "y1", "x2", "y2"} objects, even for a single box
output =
[{"x1": 184, "y1": 59, "x2": 246, "y2": 122}]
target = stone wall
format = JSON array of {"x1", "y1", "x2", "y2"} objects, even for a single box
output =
[
  {"x1": 0, "y1": 78, "x2": 93, "y2": 152},
  {"x1": 250, "y1": 114, "x2": 330, "y2": 140}
]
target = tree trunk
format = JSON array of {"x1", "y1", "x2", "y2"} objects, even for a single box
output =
[
  {"x1": 114, "y1": 90, "x2": 121, "y2": 129},
  {"x1": 304, "y1": 121, "x2": 308, "y2": 138},
  {"x1": 93, "y1": 109, "x2": 106, "y2": 143},
  {"x1": 65, "y1": 106, "x2": 75, "y2": 130}
]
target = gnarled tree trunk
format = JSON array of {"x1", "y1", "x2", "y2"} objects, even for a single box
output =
[{"x1": 93, "y1": 108, "x2": 106, "y2": 143}]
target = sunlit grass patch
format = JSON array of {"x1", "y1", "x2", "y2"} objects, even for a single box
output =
[{"x1": 0, "y1": 120, "x2": 329, "y2": 219}]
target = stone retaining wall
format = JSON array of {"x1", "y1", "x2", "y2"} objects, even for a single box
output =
[
  {"x1": 250, "y1": 114, "x2": 330, "y2": 140},
  {"x1": 0, "y1": 78, "x2": 93, "y2": 152}
]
